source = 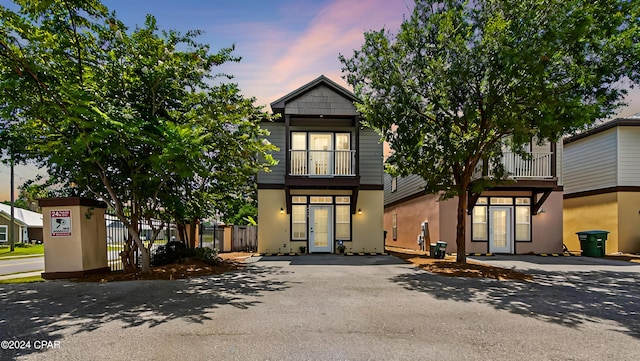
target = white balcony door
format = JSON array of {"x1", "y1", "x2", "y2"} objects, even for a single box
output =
[
  {"x1": 309, "y1": 133, "x2": 332, "y2": 175},
  {"x1": 309, "y1": 205, "x2": 332, "y2": 253},
  {"x1": 489, "y1": 207, "x2": 512, "y2": 253}
]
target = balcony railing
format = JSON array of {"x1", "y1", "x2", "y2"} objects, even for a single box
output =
[
  {"x1": 474, "y1": 152, "x2": 554, "y2": 179},
  {"x1": 289, "y1": 150, "x2": 355, "y2": 176}
]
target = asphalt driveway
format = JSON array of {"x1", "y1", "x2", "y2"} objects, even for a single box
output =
[{"x1": 1, "y1": 254, "x2": 639, "y2": 360}]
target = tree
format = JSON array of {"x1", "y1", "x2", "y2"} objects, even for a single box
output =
[
  {"x1": 0, "y1": 1, "x2": 276, "y2": 272},
  {"x1": 341, "y1": 0, "x2": 640, "y2": 263}
]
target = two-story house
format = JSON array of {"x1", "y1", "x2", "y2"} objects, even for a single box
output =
[
  {"x1": 563, "y1": 115, "x2": 640, "y2": 254},
  {"x1": 257, "y1": 76, "x2": 384, "y2": 254},
  {"x1": 384, "y1": 140, "x2": 564, "y2": 255}
]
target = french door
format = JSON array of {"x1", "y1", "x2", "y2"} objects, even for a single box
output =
[
  {"x1": 489, "y1": 207, "x2": 512, "y2": 253},
  {"x1": 309, "y1": 205, "x2": 332, "y2": 253}
]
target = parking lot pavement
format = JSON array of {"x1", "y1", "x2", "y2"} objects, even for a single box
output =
[
  {"x1": 2, "y1": 254, "x2": 639, "y2": 361},
  {"x1": 469, "y1": 254, "x2": 640, "y2": 273}
]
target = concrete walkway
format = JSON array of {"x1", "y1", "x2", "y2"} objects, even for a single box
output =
[{"x1": 1, "y1": 254, "x2": 639, "y2": 360}]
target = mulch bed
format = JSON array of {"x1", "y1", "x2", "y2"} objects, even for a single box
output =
[
  {"x1": 75, "y1": 253, "x2": 250, "y2": 282},
  {"x1": 74, "y1": 250, "x2": 535, "y2": 282},
  {"x1": 387, "y1": 249, "x2": 533, "y2": 281}
]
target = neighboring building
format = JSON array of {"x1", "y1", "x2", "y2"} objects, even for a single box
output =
[
  {"x1": 563, "y1": 115, "x2": 640, "y2": 254},
  {"x1": 384, "y1": 139, "x2": 564, "y2": 254},
  {"x1": 257, "y1": 75, "x2": 384, "y2": 254},
  {"x1": 0, "y1": 203, "x2": 44, "y2": 244}
]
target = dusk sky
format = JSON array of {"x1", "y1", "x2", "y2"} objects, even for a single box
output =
[{"x1": 1, "y1": 0, "x2": 639, "y2": 201}]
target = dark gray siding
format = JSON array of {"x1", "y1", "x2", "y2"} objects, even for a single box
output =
[
  {"x1": 285, "y1": 85, "x2": 358, "y2": 116},
  {"x1": 384, "y1": 173, "x2": 427, "y2": 206},
  {"x1": 359, "y1": 127, "x2": 383, "y2": 185},
  {"x1": 257, "y1": 122, "x2": 286, "y2": 184}
]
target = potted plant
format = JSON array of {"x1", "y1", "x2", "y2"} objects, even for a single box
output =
[
  {"x1": 299, "y1": 246, "x2": 307, "y2": 254},
  {"x1": 337, "y1": 244, "x2": 346, "y2": 254}
]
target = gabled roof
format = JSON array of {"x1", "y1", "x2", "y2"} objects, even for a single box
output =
[
  {"x1": 0, "y1": 203, "x2": 43, "y2": 227},
  {"x1": 564, "y1": 113, "x2": 640, "y2": 144},
  {"x1": 270, "y1": 75, "x2": 360, "y2": 114}
]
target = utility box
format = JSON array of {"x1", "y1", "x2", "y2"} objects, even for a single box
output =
[
  {"x1": 39, "y1": 197, "x2": 109, "y2": 279},
  {"x1": 576, "y1": 230, "x2": 609, "y2": 257}
]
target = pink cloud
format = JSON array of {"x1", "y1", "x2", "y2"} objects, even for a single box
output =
[{"x1": 213, "y1": 0, "x2": 411, "y2": 108}]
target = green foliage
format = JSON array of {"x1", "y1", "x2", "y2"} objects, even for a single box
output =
[
  {"x1": 0, "y1": 276, "x2": 45, "y2": 284},
  {"x1": 224, "y1": 201, "x2": 258, "y2": 225},
  {"x1": 0, "y1": 244, "x2": 43, "y2": 257},
  {"x1": 150, "y1": 241, "x2": 189, "y2": 266},
  {"x1": 341, "y1": 0, "x2": 640, "y2": 261},
  {"x1": 0, "y1": 0, "x2": 277, "y2": 272},
  {"x1": 193, "y1": 247, "x2": 221, "y2": 266},
  {"x1": 150, "y1": 241, "x2": 220, "y2": 266}
]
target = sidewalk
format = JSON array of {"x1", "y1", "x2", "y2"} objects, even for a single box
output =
[{"x1": 0, "y1": 271, "x2": 43, "y2": 280}]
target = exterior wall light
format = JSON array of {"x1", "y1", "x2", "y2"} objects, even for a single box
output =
[
  {"x1": 280, "y1": 208, "x2": 284, "y2": 214},
  {"x1": 358, "y1": 208, "x2": 362, "y2": 215}
]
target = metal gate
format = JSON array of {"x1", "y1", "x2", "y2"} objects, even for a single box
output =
[{"x1": 105, "y1": 211, "x2": 175, "y2": 271}]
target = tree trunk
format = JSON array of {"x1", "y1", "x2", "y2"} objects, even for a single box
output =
[
  {"x1": 177, "y1": 223, "x2": 186, "y2": 245},
  {"x1": 120, "y1": 234, "x2": 138, "y2": 272},
  {"x1": 455, "y1": 190, "x2": 468, "y2": 264},
  {"x1": 188, "y1": 217, "x2": 198, "y2": 249},
  {"x1": 139, "y1": 245, "x2": 151, "y2": 273}
]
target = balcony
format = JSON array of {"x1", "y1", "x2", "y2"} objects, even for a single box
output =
[
  {"x1": 289, "y1": 149, "x2": 356, "y2": 176},
  {"x1": 475, "y1": 152, "x2": 554, "y2": 180}
]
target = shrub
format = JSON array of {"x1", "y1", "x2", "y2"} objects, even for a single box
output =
[
  {"x1": 151, "y1": 241, "x2": 189, "y2": 266},
  {"x1": 193, "y1": 247, "x2": 221, "y2": 266}
]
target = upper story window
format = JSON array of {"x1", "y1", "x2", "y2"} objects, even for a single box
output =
[{"x1": 290, "y1": 132, "x2": 354, "y2": 176}]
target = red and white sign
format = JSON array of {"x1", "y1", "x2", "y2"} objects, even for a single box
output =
[{"x1": 50, "y1": 209, "x2": 72, "y2": 237}]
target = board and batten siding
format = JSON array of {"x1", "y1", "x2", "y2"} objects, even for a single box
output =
[
  {"x1": 563, "y1": 127, "x2": 618, "y2": 194},
  {"x1": 617, "y1": 126, "x2": 640, "y2": 187},
  {"x1": 359, "y1": 127, "x2": 383, "y2": 185},
  {"x1": 285, "y1": 85, "x2": 358, "y2": 116},
  {"x1": 257, "y1": 122, "x2": 286, "y2": 184}
]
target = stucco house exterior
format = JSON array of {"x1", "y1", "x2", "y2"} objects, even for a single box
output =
[
  {"x1": 563, "y1": 115, "x2": 640, "y2": 254},
  {"x1": 384, "y1": 139, "x2": 564, "y2": 255},
  {"x1": 257, "y1": 75, "x2": 384, "y2": 254},
  {"x1": 0, "y1": 203, "x2": 44, "y2": 244}
]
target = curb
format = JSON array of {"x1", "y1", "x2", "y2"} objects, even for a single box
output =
[
  {"x1": 537, "y1": 253, "x2": 578, "y2": 257},
  {"x1": 259, "y1": 252, "x2": 390, "y2": 257},
  {"x1": 0, "y1": 271, "x2": 43, "y2": 281}
]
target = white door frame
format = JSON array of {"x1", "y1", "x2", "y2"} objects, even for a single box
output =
[
  {"x1": 489, "y1": 206, "x2": 513, "y2": 254},
  {"x1": 309, "y1": 205, "x2": 333, "y2": 253}
]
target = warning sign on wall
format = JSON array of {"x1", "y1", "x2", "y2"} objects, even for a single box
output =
[{"x1": 50, "y1": 209, "x2": 72, "y2": 237}]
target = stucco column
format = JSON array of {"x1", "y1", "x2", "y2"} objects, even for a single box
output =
[{"x1": 38, "y1": 197, "x2": 109, "y2": 279}]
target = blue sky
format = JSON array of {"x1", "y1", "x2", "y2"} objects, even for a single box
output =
[
  {"x1": 1, "y1": 0, "x2": 639, "y2": 201},
  {"x1": 101, "y1": 0, "x2": 412, "y2": 108}
]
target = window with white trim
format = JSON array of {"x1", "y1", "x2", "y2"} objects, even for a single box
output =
[
  {"x1": 0, "y1": 225, "x2": 7, "y2": 242},
  {"x1": 292, "y1": 196, "x2": 307, "y2": 240},
  {"x1": 515, "y1": 197, "x2": 531, "y2": 241},
  {"x1": 471, "y1": 197, "x2": 489, "y2": 241},
  {"x1": 472, "y1": 197, "x2": 488, "y2": 241}
]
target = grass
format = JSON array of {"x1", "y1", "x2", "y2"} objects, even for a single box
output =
[
  {"x1": 0, "y1": 275, "x2": 45, "y2": 284},
  {"x1": 0, "y1": 244, "x2": 44, "y2": 258}
]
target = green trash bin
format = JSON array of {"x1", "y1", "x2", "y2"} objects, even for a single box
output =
[
  {"x1": 576, "y1": 230, "x2": 609, "y2": 257},
  {"x1": 429, "y1": 243, "x2": 436, "y2": 258},
  {"x1": 434, "y1": 241, "x2": 447, "y2": 259}
]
